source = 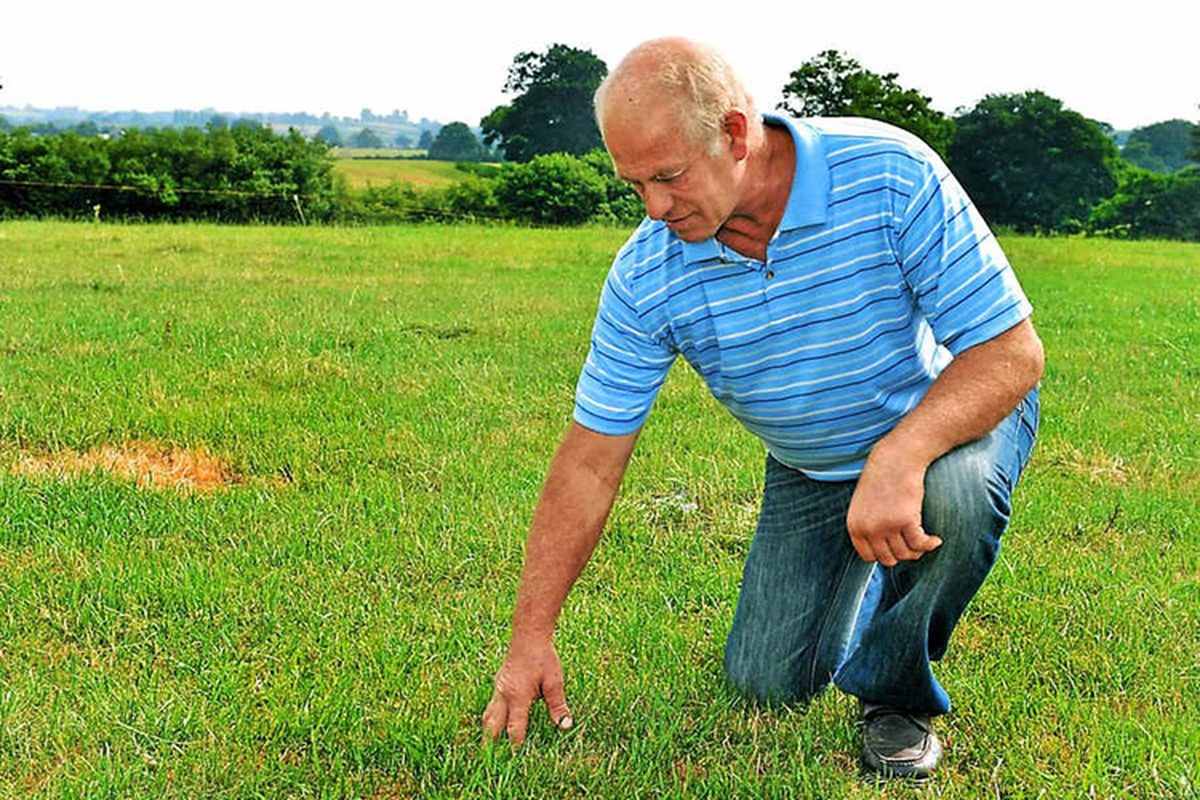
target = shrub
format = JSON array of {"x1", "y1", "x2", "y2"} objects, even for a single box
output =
[
  {"x1": 581, "y1": 149, "x2": 643, "y2": 225},
  {"x1": 495, "y1": 153, "x2": 607, "y2": 225},
  {"x1": 443, "y1": 175, "x2": 501, "y2": 222},
  {"x1": 1088, "y1": 168, "x2": 1200, "y2": 242}
]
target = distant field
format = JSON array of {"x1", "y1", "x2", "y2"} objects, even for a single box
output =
[
  {"x1": 332, "y1": 148, "x2": 427, "y2": 160},
  {"x1": 331, "y1": 155, "x2": 469, "y2": 189},
  {"x1": 0, "y1": 222, "x2": 1195, "y2": 798}
]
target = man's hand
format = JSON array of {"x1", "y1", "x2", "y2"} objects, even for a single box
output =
[
  {"x1": 481, "y1": 424, "x2": 637, "y2": 748},
  {"x1": 846, "y1": 451, "x2": 942, "y2": 567},
  {"x1": 845, "y1": 320, "x2": 1043, "y2": 567},
  {"x1": 482, "y1": 641, "x2": 573, "y2": 747}
]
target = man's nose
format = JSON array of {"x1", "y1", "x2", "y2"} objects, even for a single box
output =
[{"x1": 641, "y1": 184, "x2": 672, "y2": 221}]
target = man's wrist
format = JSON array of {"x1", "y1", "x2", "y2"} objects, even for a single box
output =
[
  {"x1": 508, "y1": 621, "x2": 555, "y2": 653},
  {"x1": 867, "y1": 430, "x2": 937, "y2": 475}
]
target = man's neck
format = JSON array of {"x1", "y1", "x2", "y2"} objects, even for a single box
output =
[{"x1": 716, "y1": 123, "x2": 795, "y2": 262}]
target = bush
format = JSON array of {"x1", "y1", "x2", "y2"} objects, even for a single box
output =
[
  {"x1": 0, "y1": 123, "x2": 336, "y2": 223},
  {"x1": 335, "y1": 181, "x2": 452, "y2": 224},
  {"x1": 443, "y1": 175, "x2": 501, "y2": 222},
  {"x1": 581, "y1": 149, "x2": 643, "y2": 225},
  {"x1": 495, "y1": 153, "x2": 607, "y2": 225},
  {"x1": 1088, "y1": 168, "x2": 1200, "y2": 241},
  {"x1": 0, "y1": 125, "x2": 641, "y2": 228}
]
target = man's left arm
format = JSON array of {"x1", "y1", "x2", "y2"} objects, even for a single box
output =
[{"x1": 846, "y1": 319, "x2": 1045, "y2": 566}]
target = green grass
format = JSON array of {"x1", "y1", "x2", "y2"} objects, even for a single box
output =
[
  {"x1": 0, "y1": 222, "x2": 1196, "y2": 798},
  {"x1": 331, "y1": 157, "x2": 466, "y2": 189}
]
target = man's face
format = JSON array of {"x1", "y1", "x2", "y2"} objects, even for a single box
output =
[{"x1": 603, "y1": 104, "x2": 742, "y2": 242}]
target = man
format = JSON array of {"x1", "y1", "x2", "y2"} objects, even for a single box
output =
[{"x1": 482, "y1": 37, "x2": 1044, "y2": 780}]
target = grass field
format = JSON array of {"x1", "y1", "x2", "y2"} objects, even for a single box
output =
[
  {"x1": 332, "y1": 149, "x2": 428, "y2": 160},
  {"x1": 331, "y1": 156, "x2": 468, "y2": 190},
  {"x1": 0, "y1": 221, "x2": 1196, "y2": 798}
]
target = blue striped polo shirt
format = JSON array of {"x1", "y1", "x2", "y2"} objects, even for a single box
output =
[{"x1": 574, "y1": 115, "x2": 1033, "y2": 480}]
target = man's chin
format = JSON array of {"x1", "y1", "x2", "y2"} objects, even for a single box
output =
[{"x1": 667, "y1": 218, "x2": 714, "y2": 242}]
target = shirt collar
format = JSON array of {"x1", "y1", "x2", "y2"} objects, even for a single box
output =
[
  {"x1": 771, "y1": 114, "x2": 830, "y2": 232},
  {"x1": 680, "y1": 114, "x2": 830, "y2": 265}
]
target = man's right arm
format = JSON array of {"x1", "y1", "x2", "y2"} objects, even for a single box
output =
[{"x1": 482, "y1": 421, "x2": 639, "y2": 746}]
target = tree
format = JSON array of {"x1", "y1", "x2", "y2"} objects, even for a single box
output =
[
  {"x1": 314, "y1": 124, "x2": 343, "y2": 147},
  {"x1": 481, "y1": 44, "x2": 607, "y2": 162},
  {"x1": 778, "y1": 50, "x2": 955, "y2": 157},
  {"x1": 1191, "y1": 106, "x2": 1200, "y2": 162},
  {"x1": 1122, "y1": 119, "x2": 1198, "y2": 172},
  {"x1": 948, "y1": 91, "x2": 1120, "y2": 233},
  {"x1": 427, "y1": 122, "x2": 486, "y2": 162},
  {"x1": 349, "y1": 128, "x2": 383, "y2": 149}
]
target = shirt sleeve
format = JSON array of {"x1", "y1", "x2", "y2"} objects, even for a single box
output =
[
  {"x1": 573, "y1": 267, "x2": 676, "y2": 435},
  {"x1": 893, "y1": 151, "x2": 1033, "y2": 355}
]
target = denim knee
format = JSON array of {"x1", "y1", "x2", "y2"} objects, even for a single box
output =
[
  {"x1": 923, "y1": 387, "x2": 1039, "y2": 550},
  {"x1": 922, "y1": 429, "x2": 1014, "y2": 563},
  {"x1": 724, "y1": 650, "x2": 826, "y2": 707},
  {"x1": 723, "y1": 550, "x2": 875, "y2": 707}
]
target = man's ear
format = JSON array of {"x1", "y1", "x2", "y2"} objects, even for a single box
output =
[{"x1": 723, "y1": 110, "x2": 750, "y2": 160}]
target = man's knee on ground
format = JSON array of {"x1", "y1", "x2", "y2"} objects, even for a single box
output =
[{"x1": 723, "y1": 653, "x2": 829, "y2": 707}]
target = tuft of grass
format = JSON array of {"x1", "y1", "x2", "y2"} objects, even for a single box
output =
[{"x1": 0, "y1": 221, "x2": 1196, "y2": 797}]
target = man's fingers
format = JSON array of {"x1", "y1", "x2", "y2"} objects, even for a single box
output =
[
  {"x1": 505, "y1": 704, "x2": 530, "y2": 747},
  {"x1": 901, "y1": 523, "x2": 943, "y2": 554},
  {"x1": 880, "y1": 526, "x2": 942, "y2": 565},
  {"x1": 874, "y1": 538, "x2": 900, "y2": 568},
  {"x1": 484, "y1": 646, "x2": 573, "y2": 746},
  {"x1": 849, "y1": 532, "x2": 875, "y2": 563},
  {"x1": 481, "y1": 694, "x2": 508, "y2": 743},
  {"x1": 542, "y1": 679, "x2": 574, "y2": 731},
  {"x1": 851, "y1": 524, "x2": 942, "y2": 566},
  {"x1": 886, "y1": 532, "x2": 921, "y2": 563}
]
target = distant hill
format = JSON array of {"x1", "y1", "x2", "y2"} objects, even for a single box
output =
[{"x1": 0, "y1": 105, "x2": 452, "y2": 150}]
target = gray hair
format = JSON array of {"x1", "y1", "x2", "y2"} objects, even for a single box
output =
[{"x1": 595, "y1": 39, "x2": 758, "y2": 155}]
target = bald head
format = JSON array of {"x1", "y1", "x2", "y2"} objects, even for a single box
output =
[{"x1": 595, "y1": 38, "x2": 759, "y2": 155}]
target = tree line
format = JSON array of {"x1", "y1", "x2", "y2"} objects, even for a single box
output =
[
  {"x1": 0, "y1": 118, "x2": 639, "y2": 226},
  {"x1": 469, "y1": 45, "x2": 1199, "y2": 240},
  {"x1": 1, "y1": 45, "x2": 1197, "y2": 240},
  {"x1": 0, "y1": 120, "x2": 339, "y2": 224}
]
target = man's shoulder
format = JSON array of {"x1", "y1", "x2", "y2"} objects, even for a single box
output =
[
  {"x1": 782, "y1": 115, "x2": 941, "y2": 166},
  {"x1": 794, "y1": 115, "x2": 922, "y2": 144}
]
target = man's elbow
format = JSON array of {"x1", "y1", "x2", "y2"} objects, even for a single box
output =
[{"x1": 1016, "y1": 320, "x2": 1046, "y2": 391}]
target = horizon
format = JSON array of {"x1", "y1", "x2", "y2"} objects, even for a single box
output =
[{"x1": 3, "y1": 98, "x2": 1194, "y2": 136}]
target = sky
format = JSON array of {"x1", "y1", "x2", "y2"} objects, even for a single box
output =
[{"x1": 3, "y1": 0, "x2": 1196, "y2": 132}]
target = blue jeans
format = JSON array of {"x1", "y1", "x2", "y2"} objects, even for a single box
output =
[{"x1": 723, "y1": 388, "x2": 1039, "y2": 714}]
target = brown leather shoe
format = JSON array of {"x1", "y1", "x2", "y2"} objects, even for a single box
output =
[{"x1": 859, "y1": 703, "x2": 942, "y2": 780}]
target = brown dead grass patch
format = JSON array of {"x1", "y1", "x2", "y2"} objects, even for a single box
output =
[
  {"x1": 1042, "y1": 442, "x2": 1130, "y2": 486},
  {"x1": 9, "y1": 441, "x2": 240, "y2": 493}
]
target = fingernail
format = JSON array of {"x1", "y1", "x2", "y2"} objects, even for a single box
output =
[{"x1": 558, "y1": 716, "x2": 573, "y2": 730}]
